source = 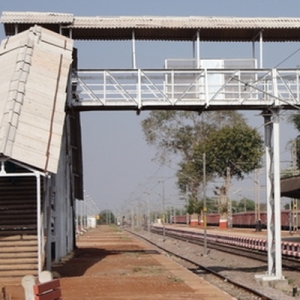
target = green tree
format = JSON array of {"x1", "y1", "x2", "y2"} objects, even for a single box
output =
[
  {"x1": 185, "y1": 196, "x2": 219, "y2": 214},
  {"x1": 188, "y1": 124, "x2": 264, "y2": 213},
  {"x1": 289, "y1": 113, "x2": 300, "y2": 132},
  {"x1": 98, "y1": 210, "x2": 115, "y2": 224},
  {"x1": 142, "y1": 110, "x2": 247, "y2": 198},
  {"x1": 142, "y1": 110, "x2": 246, "y2": 163},
  {"x1": 142, "y1": 111, "x2": 264, "y2": 214},
  {"x1": 288, "y1": 113, "x2": 300, "y2": 169},
  {"x1": 236, "y1": 198, "x2": 255, "y2": 212}
]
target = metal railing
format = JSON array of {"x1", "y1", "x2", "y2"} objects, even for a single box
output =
[{"x1": 70, "y1": 68, "x2": 300, "y2": 110}]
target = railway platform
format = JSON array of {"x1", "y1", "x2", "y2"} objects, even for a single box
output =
[
  {"x1": 2, "y1": 225, "x2": 234, "y2": 300},
  {"x1": 155, "y1": 224, "x2": 300, "y2": 258},
  {"x1": 164, "y1": 223, "x2": 299, "y2": 239}
]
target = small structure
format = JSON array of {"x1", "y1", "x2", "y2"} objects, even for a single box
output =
[{"x1": 87, "y1": 216, "x2": 97, "y2": 228}]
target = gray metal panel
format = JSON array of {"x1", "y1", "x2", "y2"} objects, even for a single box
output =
[{"x1": 0, "y1": 25, "x2": 73, "y2": 173}]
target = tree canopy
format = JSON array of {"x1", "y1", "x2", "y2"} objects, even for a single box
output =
[
  {"x1": 192, "y1": 124, "x2": 264, "y2": 180},
  {"x1": 142, "y1": 110, "x2": 264, "y2": 213},
  {"x1": 142, "y1": 110, "x2": 246, "y2": 163}
]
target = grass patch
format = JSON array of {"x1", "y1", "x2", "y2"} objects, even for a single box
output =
[
  {"x1": 119, "y1": 235, "x2": 130, "y2": 240},
  {"x1": 168, "y1": 275, "x2": 184, "y2": 283},
  {"x1": 132, "y1": 267, "x2": 143, "y2": 273},
  {"x1": 131, "y1": 265, "x2": 165, "y2": 275}
]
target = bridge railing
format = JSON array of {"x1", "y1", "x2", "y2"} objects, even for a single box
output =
[{"x1": 71, "y1": 68, "x2": 300, "y2": 110}]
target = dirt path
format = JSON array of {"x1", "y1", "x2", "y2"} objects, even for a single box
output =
[
  {"x1": 53, "y1": 225, "x2": 232, "y2": 300},
  {"x1": 3, "y1": 225, "x2": 233, "y2": 299}
]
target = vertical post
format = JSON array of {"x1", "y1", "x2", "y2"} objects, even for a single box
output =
[
  {"x1": 293, "y1": 198, "x2": 298, "y2": 233},
  {"x1": 36, "y1": 172, "x2": 42, "y2": 275},
  {"x1": 273, "y1": 109, "x2": 283, "y2": 279},
  {"x1": 162, "y1": 181, "x2": 166, "y2": 240},
  {"x1": 226, "y1": 167, "x2": 231, "y2": 227},
  {"x1": 196, "y1": 30, "x2": 201, "y2": 68},
  {"x1": 131, "y1": 207, "x2": 134, "y2": 230},
  {"x1": 203, "y1": 153, "x2": 207, "y2": 255},
  {"x1": 252, "y1": 41, "x2": 255, "y2": 60},
  {"x1": 255, "y1": 169, "x2": 258, "y2": 221},
  {"x1": 173, "y1": 206, "x2": 175, "y2": 224},
  {"x1": 186, "y1": 185, "x2": 189, "y2": 226},
  {"x1": 259, "y1": 30, "x2": 263, "y2": 68},
  {"x1": 147, "y1": 196, "x2": 150, "y2": 234},
  {"x1": 263, "y1": 109, "x2": 275, "y2": 276},
  {"x1": 132, "y1": 30, "x2": 136, "y2": 69}
]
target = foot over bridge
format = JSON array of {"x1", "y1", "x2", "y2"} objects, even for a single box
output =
[{"x1": 1, "y1": 11, "x2": 300, "y2": 282}]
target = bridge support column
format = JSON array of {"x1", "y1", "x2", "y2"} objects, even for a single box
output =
[{"x1": 256, "y1": 109, "x2": 285, "y2": 285}]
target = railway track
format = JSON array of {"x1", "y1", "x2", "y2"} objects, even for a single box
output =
[
  {"x1": 150, "y1": 226, "x2": 300, "y2": 272},
  {"x1": 126, "y1": 228, "x2": 275, "y2": 300}
]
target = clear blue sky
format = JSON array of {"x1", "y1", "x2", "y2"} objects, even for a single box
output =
[{"x1": 1, "y1": 1, "x2": 300, "y2": 214}]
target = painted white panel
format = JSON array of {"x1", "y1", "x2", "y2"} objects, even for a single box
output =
[
  {"x1": 17, "y1": 121, "x2": 63, "y2": 146},
  {"x1": 23, "y1": 89, "x2": 66, "y2": 115},
  {"x1": 18, "y1": 110, "x2": 64, "y2": 135},
  {"x1": 0, "y1": 26, "x2": 73, "y2": 173}
]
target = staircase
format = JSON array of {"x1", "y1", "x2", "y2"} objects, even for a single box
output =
[{"x1": 0, "y1": 173, "x2": 39, "y2": 279}]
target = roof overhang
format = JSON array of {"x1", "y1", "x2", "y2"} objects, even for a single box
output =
[
  {"x1": 3, "y1": 12, "x2": 300, "y2": 42},
  {"x1": 281, "y1": 175, "x2": 300, "y2": 199}
]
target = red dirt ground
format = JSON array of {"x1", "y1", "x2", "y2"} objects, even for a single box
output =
[
  {"x1": 3, "y1": 225, "x2": 232, "y2": 300},
  {"x1": 53, "y1": 226, "x2": 201, "y2": 300}
]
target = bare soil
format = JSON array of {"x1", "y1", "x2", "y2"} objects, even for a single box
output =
[{"x1": 52, "y1": 225, "x2": 209, "y2": 300}]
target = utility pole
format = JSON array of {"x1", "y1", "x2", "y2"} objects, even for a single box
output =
[
  {"x1": 162, "y1": 180, "x2": 166, "y2": 240},
  {"x1": 147, "y1": 195, "x2": 150, "y2": 234},
  {"x1": 226, "y1": 167, "x2": 232, "y2": 228},
  {"x1": 291, "y1": 139, "x2": 298, "y2": 234},
  {"x1": 186, "y1": 185, "x2": 189, "y2": 225},
  {"x1": 254, "y1": 169, "x2": 262, "y2": 222},
  {"x1": 131, "y1": 206, "x2": 134, "y2": 230},
  {"x1": 203, "y1": 153, "x2": 207, "y2": 255},
  {"x1": 149, "y1": 177, "x2": 170, "y2": 240}
]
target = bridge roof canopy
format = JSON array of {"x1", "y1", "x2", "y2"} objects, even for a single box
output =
[{"x1": 2, "y1": 12, "x2": 300, "y2": 42}]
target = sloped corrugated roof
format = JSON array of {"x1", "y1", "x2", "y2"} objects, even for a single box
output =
[
  {"x1": 72, "y1": 16, "x2": 300, "y2": 29},
  {"x1": 0, "y1": 25, "x2": 73, "y2": 173},
  {"x1": 2, "y1": 12, "x2": 300, "y2": 41},
  {"x1": 1, "y1": 11, "x2": 73, "y2": 24}
]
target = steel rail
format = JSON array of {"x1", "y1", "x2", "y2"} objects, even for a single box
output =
[{"x1": 126, "y1": 228, "x2": 274, "y2": 300}]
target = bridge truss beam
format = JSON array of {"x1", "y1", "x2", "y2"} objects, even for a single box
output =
[{"x1": 70, "y1": 68, "x2": 300, "y2": 112}]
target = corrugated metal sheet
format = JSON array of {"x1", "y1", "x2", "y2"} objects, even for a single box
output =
[
  {"x1": 1, "y1": 11, "x2": 73, "y2": 24},
  {"x1": 72, "y1": 16, "x2": 300, "y2": 29},
  {"x1": 0, "y1": 25, "x2": 73, "y2": 173},
  {"x1": 2, "y1": 12, "x2": 300, "y2": 41}
]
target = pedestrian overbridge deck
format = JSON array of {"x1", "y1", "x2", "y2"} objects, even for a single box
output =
[{"x1": 71, "y1": 68, "x2": 300, "y2": 111}]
